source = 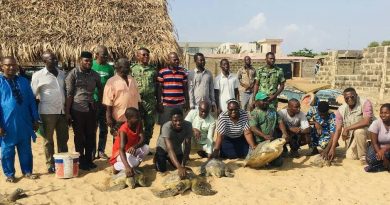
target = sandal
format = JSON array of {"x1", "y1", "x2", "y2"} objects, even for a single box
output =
[
  {"x1": 6, "y1": 176, "x2": 16, "y2": 183},
  {"x1": 24, "y1": 173, "x2": 39, "y2": 179}
]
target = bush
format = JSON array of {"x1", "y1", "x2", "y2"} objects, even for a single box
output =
[
  {"x1": 368, "y1": 41, "x2": 379, "y2": 47},
  {"x1": 381, "y1": 40, "x2": 390, "y2": 46}
]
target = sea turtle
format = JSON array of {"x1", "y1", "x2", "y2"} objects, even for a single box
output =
[
  {"x1": 106, "y1": 169, "x2": 148, "y2": 192},
  {"x1": 310, "y1": 154, "x2": 332, "y2": 167},
  {"x1": 0, "y1": 188, "x2": 27, "y2": 205},
  {"x1": 152, "y1": 169, "x2": 217, "y2": 198},
  {"x1": 200, "y1": 159, "x2": 234, "y2": 178},
  {"x1": 245, "y1": 138, "x2": 286, "y2": 168}
]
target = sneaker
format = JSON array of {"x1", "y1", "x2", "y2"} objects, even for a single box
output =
[
  {"x1": 48, "y1": 167, "x2": 56, "y2": 174},
  {"x1": 98, "y1": 152, "x2": 109, "y2": 160},
  {"x1": 79, "y1": 163, "x2": 90, "y2": 171},
  {"x1": 5, "y1": 176, "x2": 16, "y2": 183},
  {"x1": 88, "y1": 162, "x2": 98, "y2": 169}
]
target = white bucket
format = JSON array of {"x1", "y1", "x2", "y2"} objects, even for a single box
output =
[{"x1": 53, "y1": 152, "x2": 80, "y2": 179}]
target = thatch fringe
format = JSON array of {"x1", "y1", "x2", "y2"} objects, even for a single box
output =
[{"x1": 0, "y1": 0, "x2": 180, "y2": 64}]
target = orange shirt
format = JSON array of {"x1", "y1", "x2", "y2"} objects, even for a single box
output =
[
  {"x1": 103, "y1": 74, "x2": 141, "y2": 122},
  {"x1": 109, "y1": 122, "x2": 142, "y2": 165}
]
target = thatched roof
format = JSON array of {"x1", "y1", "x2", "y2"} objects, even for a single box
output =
[{"x1": 0, "y1": 0, "x2": 179, "y2": 64}]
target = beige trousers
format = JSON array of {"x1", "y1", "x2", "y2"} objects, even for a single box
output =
[{"x1": 346, "y1": 128, "x2": 368, "y2": 160}]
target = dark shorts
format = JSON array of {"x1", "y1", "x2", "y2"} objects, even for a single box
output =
[{"x1": 154, "y1": 146, "x2": 183, "y2": 172}]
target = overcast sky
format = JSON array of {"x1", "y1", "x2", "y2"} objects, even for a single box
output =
[{"x1": 168, "y1": 0, "x2": 390, "y2": 53}]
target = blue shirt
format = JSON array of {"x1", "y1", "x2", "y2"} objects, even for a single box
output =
[{"x1": 0, "y1": 75, "x2": 39, "y2": 144}]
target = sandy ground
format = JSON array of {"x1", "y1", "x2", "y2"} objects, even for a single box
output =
[{"x1": 1, "y1": 90, "x2": 390, "y2": 205}]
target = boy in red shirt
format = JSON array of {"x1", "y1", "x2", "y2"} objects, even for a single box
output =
[{"x1": 110, "y1": 107, "x2": 149, "y2": 177}]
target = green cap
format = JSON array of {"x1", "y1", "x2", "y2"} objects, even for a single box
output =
[{"x1": 255, "y1": 92, "x2": 268, "y2": 101}]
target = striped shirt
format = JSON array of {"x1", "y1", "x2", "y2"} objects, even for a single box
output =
[
  {"x1": 216, "y1": 109, "x2": 250, "y2": 138},
  {"x1": 157, "y1": 67, "x2": 187, "y2": 106}
]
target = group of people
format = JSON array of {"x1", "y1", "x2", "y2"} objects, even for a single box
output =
[{"x1": 0, "y1": 48, "x2": 389, "y2": 183}]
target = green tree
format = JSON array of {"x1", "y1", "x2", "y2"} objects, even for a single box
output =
[
  {"x1": 381, "y1": 40, "x2": 390, "y2": 46},
  {"x1": 368, "y1": 41, "x2": 379, "y2": 47},
  {"x1": 288, "y1": 48, "x2": 317, "y2": 58}
]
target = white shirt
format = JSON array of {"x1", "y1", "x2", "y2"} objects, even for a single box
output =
[
  {"x1": 31, "y1": 68, "x2": 66, "y2": 114},
  {"x1": 214, "y1": 73, "x2": 239, "y2": 112},
  {"x1": 278, "y1": 109, "x2": 310, "y2": 130}
]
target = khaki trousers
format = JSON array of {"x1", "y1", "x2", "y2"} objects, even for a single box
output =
[
  {"x1": 40, "y1": 114, "x2": 69, "y2": 168},
  {"x1": 346, "y1": 128, "x2": 367, "y2": 160}
]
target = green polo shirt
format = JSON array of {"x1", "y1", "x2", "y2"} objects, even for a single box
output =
[{"x1": 92, "y1": 60, "x2": 114, "y2": 101}]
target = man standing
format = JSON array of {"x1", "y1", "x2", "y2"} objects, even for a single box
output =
[
  {"x1": 31, "y1": 51, "x2": 68, "y2": 173},
  {"x1": 253, "y1": 52, "x2": 285, "y2": 109},
  {"x1": 92, "y1": 46, "x2": 114, "y2": 160},
  {"x1": 214, "y1": 59, "x2": 239, "y2": 114},
  {"x1": 237, "y1": 56, "x2": 256, "y2": 111},
  {"x1": 103, "y1": 58, "x2": 141, "y2": 137},
  {"x1": 0, "y1": 56, "x2": 40, "y2": 182},
  {"x1": 188, "y1": 53, "x2": 216, "y2": 111},
  {"x1": 131, "y1": 48, "x2": 157, "y2": 146},
  {"x1": 278, "y1": 98, "x2": 311, "y2": 157},
  {"x1": 325, "y1": 87, "x2": 372, "y2": 162},
  {"x1": 65, "y1": 51, "x2": 103, "y2": 170},
  {"x1": 157, "y1": 52, "x2": 188, "y2": 127}
]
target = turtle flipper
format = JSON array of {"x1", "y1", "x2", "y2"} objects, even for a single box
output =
[
  {"x1": 7, "y1": 188, "x2": 27, "y2": 202},
  {"x1": 151, "y1": 188, "x2": 180, "y2": 198},
  {"x1": 176, "y1": 180, "x2": 192, "y2": 194},
  {"x1": 106, "y1": 183, "x2": 127, "y2": 192},
  {"x1": 135, "y1": 173, "x2": 148, "y2": 187},
  {"x1": 191, "y1": 179, "x2": 217, "y2": 196},
  {"x1": 224, "y1": 167, "x2": 234, "y2": 178}
]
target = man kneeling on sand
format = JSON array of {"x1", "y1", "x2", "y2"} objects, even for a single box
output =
[
  {"x1": 323, "y1": 87, "x2": 373, "y2": 163},
  {"x1": 110, "y1": 108, "x2": 149, "y2": 177},
  {"x1": 185, "y1": 100, "x2": 216, "y2": 158},
  {"x1": 249, "y1": 92, "x2": 285, "y2": 166},
  {"x1": 154, "y1": 108, "x2": 192, "y2": 178},
  {"x1": 278, "y1": 98, "x2": 311, "y2": 158}
]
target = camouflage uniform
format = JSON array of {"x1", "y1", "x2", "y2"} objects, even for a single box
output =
[
  {"x1": 249, "y1": 107, "x2": 280, "y2": 143},
  {"x1": 255, "y1": 66, "x2": 286, "y2": 108},
  {"x1": 131, "y1": 64, "x2": 157, "y2": 145}
]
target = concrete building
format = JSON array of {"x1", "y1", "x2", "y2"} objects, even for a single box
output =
[
  {"x1": 179, "y1": 42, "x2": 222, "y2": 54},
  {"x1": 257, "y1": 39, "x2": 283, "y2": 55}
]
